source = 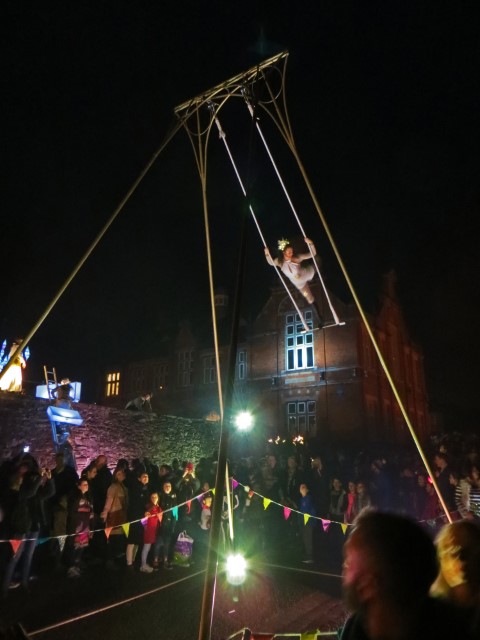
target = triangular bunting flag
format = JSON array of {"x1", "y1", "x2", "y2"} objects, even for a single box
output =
[
  {"x1": 211, "y1": 488, "x2": 215, "y2": 495},
  {"x1": 283, "y1": 507, "x2": 291, "y2": 520},
  {"x1": 301, "y1": 632, "x2": 318, "y2": 640},
  {"x1": 36, "y1": 537, "x2": 49, "y2": 546},
  {"x1": 341, "y1": 523, "x2": 348, "y2": 535},
  {"x1": 232, "y1": 480, "x2": 239, "y2": 489},
  {"x1": 58, "y1": 536, "x2": 67, "y2": 552},
  {"x1": 122, "y1": 523, "x2": 130, "y2": 537},
  {"x1": 158, "y1": 511, "x2": 163, "y2": 523},
  {"x1": 172, "y1": 506, "x2": 179, "y2": 520},
  {"x1": 10, "y1": 539, "x2": 23, "y2": 555},
  {"x1": 104, "y1": 527, "x2": 113, "y2": 540},
  {"x1": 263, "y1": 498, "x2": 271, "y2": 510},
  {"x1": 321, "y1": 519, "x2": 331, "y2": 532},
  {"x1": 248, "y1": 490, "x2": 254, "y2": 498},
  {"x1": 304, "y1": 514, "x2": 310, "y2": 526},
  {"x1": 187, "y1": 500, "x2": 191, "y2": 514},
  {"x1": 141, "y1": 518, "x2": 148, "y2": 526}
]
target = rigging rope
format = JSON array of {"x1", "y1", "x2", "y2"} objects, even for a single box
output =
[
  {"x1": 210, "y1": 107, "x2": 311, "y2": 333},
  {"x1": 242, "y1": 92, "x2": 343, "y2": 327}
]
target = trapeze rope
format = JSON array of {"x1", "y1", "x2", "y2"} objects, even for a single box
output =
[
  {"x1": 211, "y1": 108, "x2": 311, "y2": 333},
  {"x1": 242, "y1": 93, "x2": 343, "y2": 327}
]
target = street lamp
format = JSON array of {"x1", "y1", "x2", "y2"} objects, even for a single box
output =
[{"x1": 234, "y1": 410, "x2": 253, "y2": 432}]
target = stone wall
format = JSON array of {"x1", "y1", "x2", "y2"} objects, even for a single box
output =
[{"x1": 0, "y1": 392, "x2": 221, "y2": 471}]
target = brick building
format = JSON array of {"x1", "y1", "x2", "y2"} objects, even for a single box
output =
[{"x1": 100, "y1": 271, "x2": 431, "y2": 446}]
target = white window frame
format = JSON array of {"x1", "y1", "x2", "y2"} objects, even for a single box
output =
[{"x1": 285, "y1": 310, "x2": 314, "y2": 371}]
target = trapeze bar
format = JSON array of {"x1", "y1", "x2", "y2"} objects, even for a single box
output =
[{"x1": 174, "y1": 50, "x2": 288, "y2": 115}]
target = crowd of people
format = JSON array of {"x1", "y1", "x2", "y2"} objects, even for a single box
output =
[{"x1": 0, "y1": 431, "x2": 479, "y2": 635}]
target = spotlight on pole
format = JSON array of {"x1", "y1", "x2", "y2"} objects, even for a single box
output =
[
  {"x1": 226, "y1": 553, "x2": 247, "y2": 585},
  {"x1": 234, "y1": 410, "x2": 253, "y2": 432}
]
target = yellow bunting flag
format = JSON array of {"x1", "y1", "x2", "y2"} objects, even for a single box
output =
[
  {"x1": 341, "y1": 523, "x2": 348, "y2": 535},
  {"x1": 300, "y1": 632, "x2": 318, "y2": 640},
  {"x1": 304, "y1": 514, "x2": 310, "y2": 526},
  {"x1": 263, "y1": 497, "x2": 271, "y2": 510},
  {"x1": 211, "y1": 488, "x2": 215, "y2": 495},
  {"x1": 10, "y1": 539, "x2": 22, "y2": 555},
  {"x1": 122, "y1": 523, "x2": 130, "y2": 537},
  {"x1": 104, "y1": 527, "x2": 113, "y2": 540}
]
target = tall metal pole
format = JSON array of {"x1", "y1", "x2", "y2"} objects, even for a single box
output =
[{"x1": 197, "y1": 204, "x2": 248, "y2": 640}]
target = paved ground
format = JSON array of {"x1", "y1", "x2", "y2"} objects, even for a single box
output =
[{"x1": 1, "y1": 548, "x2": 348, "y2": 639}]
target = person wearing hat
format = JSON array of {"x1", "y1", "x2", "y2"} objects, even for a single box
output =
[
  {"x1": 52, "y1": 378, "x2": 74, "y2": 408},
  {"x1": 0, "y1": 339, "x2": 26, "y2": 392}
]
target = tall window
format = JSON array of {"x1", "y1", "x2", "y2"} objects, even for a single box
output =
[
  {"x1": 132, "y1": 367, "x2": 145, "y2": 393},
  {"x1": 285, "y1": 311, "x2": 314, "y2": 370},
  {"x1": 236, "y1": 350, "x2": 247, "y2": 380},
  {"x1": 203, "y1": 355, "x2": 216, "y2": 384},
  {"x1": 153, "y1": 363, "x2": 168, "y2": 390},
  {"x1": 287, "y1": 400, "x2": 316, "y2": 433},
  {"x1": 178, "y1": 350, "x2": 193, "y2": 387},
  {"x1": 106, "y1": 372, "x2": 120, "y2": 397}
]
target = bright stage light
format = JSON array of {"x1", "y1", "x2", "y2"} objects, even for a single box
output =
[
  {"x1": 234, "y1": 411, "x2": 253, "y2": 432},
  {"x1": 226, "y1": 553, "x2": 247, "y2": 585}
]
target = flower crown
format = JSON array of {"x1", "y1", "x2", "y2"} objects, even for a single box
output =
[{"x1": 277, "y1": 238, "x2": 290, "y2": 251}]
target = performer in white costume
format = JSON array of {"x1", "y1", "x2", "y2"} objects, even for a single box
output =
[
  {"x1": 0, "y1": 340, "x2": 26, "y2": 392},
  {"x1": 265, "y1": 238, "x2": 324, "y2": 326}
]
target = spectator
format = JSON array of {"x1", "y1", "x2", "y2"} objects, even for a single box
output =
[
  {"x1": 158, "y1": 480, "x2": 178, "y2": 569},
  {"x1": 1, "y1": 461, "x2": 55, "y2": 597},
  {"x1": 65, "y1": 477, "x2": 93, "y2": 578},
  {"x1": 49, "y1": 452, "x2": 79, "y2": 568},
  {"x1": 344, "y1": 481, "x2": 357, "y2": 525},
  {"x1": 339, "y1": 510, "x2": 473, "y2": 639},
  {"x1": 101, "y1": 467, "x2": 128, "y2": 570},
  {"x1": 140, "y1": 491, "x2": 162, "y2": 573},
  {"x1": 431, "y1": 520, "x2": 480, "y2": 637},
  {"x1": 126, "y1": 470, "x2": 150, "y2": 568},
  {"x1": 298, "y1": 483, "x2": 316, "y2": 564}
]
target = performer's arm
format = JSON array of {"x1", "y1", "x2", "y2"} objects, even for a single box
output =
[
  {"x1": 264, "y1": 247, "x2": 277, "y2": 266},
  {"x1": 304, "y1": 238, "x2": 316, "y2": 258}
]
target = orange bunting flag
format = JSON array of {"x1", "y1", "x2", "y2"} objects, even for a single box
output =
[
  {"x1": 341, "y1": 523, "x2": 348, "y2": 535},
  {"x1": 122, "y1": 523, "x2": 130, "y2": 537},
  {"x1": 283, "y1": 507, "x2": 291, "y2": 520},
  {"x1": 263, "y1": 497, "x2": 271, "y2": 510},
  {"x1": 187, "y1": 500, "x2": 191, "y2": 514},
  {"x1": 248, "y1": 490, "x2": 254, "y2": 498},
  {"x1": 10, "y1": 539, "x2": 22, "y2": 555},
  {"x1": 304, "y1": 514, "x2": 311, "y2": 526},
  {"x1": 104, "y1": 527, "x2": 113, "y2": 540}
]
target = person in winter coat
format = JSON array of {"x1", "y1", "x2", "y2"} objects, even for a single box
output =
[
  {"x1": 158, "y1": 480, "x2": 178, "y2": 569},
  {"x1": 140, "y1": 491, "x2": 162, "y2": 573},
  {"x1": 126, "y1": 470, "x2": 150, "y2": 568},
  {"x1": 1, "y1": 462, "x2": 55, "y2": 596}
]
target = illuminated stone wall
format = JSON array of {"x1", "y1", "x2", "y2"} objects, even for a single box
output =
[{"x1": 0, "y1": 393, "x2": 220, "y2": 471}]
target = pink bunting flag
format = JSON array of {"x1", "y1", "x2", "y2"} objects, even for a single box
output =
[
  {"x1": 321, "y1": 519, "x2": 331, "y2": 532},
  {"x1": 141, "y1": 518, "x2": 148, "y2": 526},
  {"x1": 10, "y1": 539, "x2": 22, "y2": 555},
  {"x1": 263, "y1": 497, "x2": 271, "y2": 510},
  {"x1": 104, "y1": 527, "x2": 113, "y2": 540},
  {"x1": 232, "y1": 480, "x2": 238, "y2": 489},
  {"x1": 283, "y1": 507, "x2": 291, "y2": 520},
  {"x1": 187, "y1": 500, "x2": 191, "y2": 514}
]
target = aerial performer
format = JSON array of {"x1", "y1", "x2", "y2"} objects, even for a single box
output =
[
  {"x1": 0, "y1": 339, "x2": 27, "y2": 392},
  {"x1": 264, "y1": 238, "x2": 324, "y2": 327}
]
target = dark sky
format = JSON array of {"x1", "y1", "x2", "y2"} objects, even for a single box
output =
[{"x1": 2, "y1": 3, "x2": 479, "y2": 426}]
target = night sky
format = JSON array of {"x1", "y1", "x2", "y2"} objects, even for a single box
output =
[{"x1": 2, "y1": 3, "x2": 479, "y2": 427}]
